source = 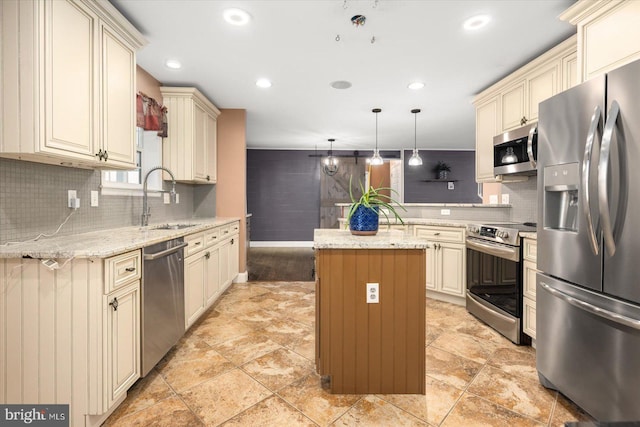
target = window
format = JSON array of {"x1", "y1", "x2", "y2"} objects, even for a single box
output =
[{"x1": 101, "y1": 128, "x2": 163, "y2": 195}]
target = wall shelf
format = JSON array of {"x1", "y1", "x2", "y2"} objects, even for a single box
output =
[{"x1": 421, "y1": 179, "x2": 458, "y2": 183}]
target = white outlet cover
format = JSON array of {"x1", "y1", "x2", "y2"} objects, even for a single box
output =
[
  {"x1": 176, "y1": 193, "x2": 180, "y2": 204},
  {"x1": 489, "y1": 194, "x2": 499, "y2": 204},
  {"x1": 440, "y1": 209, "x2": 451, "y2": 216},
  {"x1": 163, "y1": 193, "x2": 171, "y2": 204},
  {"x1": 501, "y1": 193, "x2": 510, "y2": 204},
  {"x1": 366, "y1": 282, "x2": 379, "y2": 304},
  {"x1": 90, "y1": 190, "x2": 99, "y2": 207},
  {"x1": 447, "y1": 182, "x2": 454, "y2": 190}
]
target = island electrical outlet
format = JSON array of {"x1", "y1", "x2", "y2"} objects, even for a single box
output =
[{"x1": 367, "y1": 283, "x2": 379, "y2": 304}]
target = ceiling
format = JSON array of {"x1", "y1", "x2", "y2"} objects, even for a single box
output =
[{"x1": 111, "y1": 0, "x2": 576, "y2": 152}]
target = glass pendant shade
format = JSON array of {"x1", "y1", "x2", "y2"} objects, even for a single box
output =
[
  {"x1": 370, "y1": 108, "x2": 383, "y2": 165},
  {"x1": 408, "y1": 148, "x2": 423, "y2": 166},
  {"x1": 322, "y1": 139, "x2": 339, "y2": 176},
  {"x1": 370, "y1": 149, "x2": 384, "y2": 165},
  {"x1": 409, "y1": 108, "x2": 423, "y2": 166}
]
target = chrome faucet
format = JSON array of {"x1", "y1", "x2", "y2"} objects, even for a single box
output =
[{"x1": 142, "y1": 166, "x2": 177, "y2": 226}]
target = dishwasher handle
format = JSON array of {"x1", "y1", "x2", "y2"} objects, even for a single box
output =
[{"x1": 144, "y1": 242, "x2": 188, "y2": 260}]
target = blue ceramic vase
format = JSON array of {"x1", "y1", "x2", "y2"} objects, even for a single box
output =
[{"x1": 349, "y1": 205, "x2": 379, "y2": 235}]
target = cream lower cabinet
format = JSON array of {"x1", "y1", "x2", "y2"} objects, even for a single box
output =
[
  {"x1": 522, "y1": 238, "x2": 538, "y2": 339},
  {"x1": 0, "y1": 0, "x2": 145, "y2": 169},
  {"x1": 0, "y1": 249, "x2": 142, "y2": 426},
  {"x1": 184, "y1": 222, "x2": 239, "y2": 329},
  {"x1": 414, "y1": 226, "x2": 466, "y2": 304}
]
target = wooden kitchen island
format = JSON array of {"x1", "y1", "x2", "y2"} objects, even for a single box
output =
[{"x1": 314, "y1": 229, "x2": 427, "y2": 394}]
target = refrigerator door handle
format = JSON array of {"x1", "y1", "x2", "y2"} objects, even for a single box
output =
[
  {"x1": 527, "y1": 123, "x2": 537, "y2": 169},
  {"x1": 598, "y1": 101, "x2": 620, "y2": 256},
  {"x1": 582, "y1": 105, "x2": 602, "y2": 255},
  {"x1": 540, "y1": 281, "x2": 640, "y2": 331}
]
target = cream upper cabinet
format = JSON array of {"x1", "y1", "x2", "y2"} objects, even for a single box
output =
[
  {"x1": 160, "y1": 87, "x2": 221, "y2": 184},
  {"x1": 0, "y1": 0, "x2": 146, "y2": 169},
  {"x1": 473, "y1": 35, "x2": 576, "y2": 183},
  {"x1": 561, "y1": 0, "x2": 640, "y2": 83},
  {"x1": 501, "y1": 80, "x2": 526, "y2": 131},
  {"x1": 562, "y1": 51, "x2": 579, "y2": 90},
  {"x1": 475, "y1": 96, "x2": 501, "y2": 182}
]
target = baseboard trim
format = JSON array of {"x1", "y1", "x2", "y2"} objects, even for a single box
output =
[
  {"x1": 250, "y1": 241, "x2": 314, "y2": 248},
  {"x1": 234, "y1": 271, "x2": 249, "y2": 283}
]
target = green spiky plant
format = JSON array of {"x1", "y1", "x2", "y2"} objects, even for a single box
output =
[{"x1": 346, "y1": 175, "x2": 406, "y2": 228}]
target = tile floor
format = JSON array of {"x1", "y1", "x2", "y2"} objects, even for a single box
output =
[{"x1": 104, "y1": 281, "x2": 594, "y2": 426}]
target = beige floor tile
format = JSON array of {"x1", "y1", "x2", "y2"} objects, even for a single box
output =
[
  {"x1": 211, "y1": 329, "x2": 283, "y2": 366},
  {"x1": 278, "y1": 373, "x2": 362, "y2": 426},
  {"x1": 221, "y1": 395, "x2": 317, "y2": 426},
  {"x1": 157, "y1": 346, "x2": 235, "y2": 392},
  {"x1": 222, "y1": 283, "x2": 272, "y2": 300},
  {"x1": 260, "y1": 317, "x2": 314, "y2": 348},
  {"x1": 180, "y1": 368, "x2": 272, "y2": 426},
  {"x1": 425, "y1": 325, "x2": 444, "y2": 345},
  {"x1": 452, "y1": 318, "x2": 513, "y2": 345},
  {"x1": 550, "y1": 394, "x2": 596, "y2": 427},
  {"x1": 333, "y1": 395, "x2": 427, "y2": 426},
  {"x1": 194, "y1": 317, "x2": 254, "y2": 346},
  {"x1": 431, "y1": 331, "x2": 498, "y2": 364},
  {"x1": 242, "y1": 347, "x2": 314, "y2": 391},
  {"x1": 424, "y1": 346, "x2": 483, "y2": 389},
  {"x1": 235, "y1": 308, "x2": 286, "y2": 329},
  {"x1": 103, "y1": 370, "x2": 175, "y2": 425},
  {"x1": 377, "y1": 376, "x2": 463, "y2": 425},
  {"x1": 286, "y1": 328, "x2": 315, "y2": 361},
  {"x1": 467, "y1": 365, "x2": 556, "y2": 423},
  {"x1": 442, "y1": 394, "x2": 543, "y2": 427},
  {"x1": 105, "y1": 396, "x2": 203, "y2": 427},
  {"x1": 487, "y1": 346, "x2": 538, "y2": 382}
]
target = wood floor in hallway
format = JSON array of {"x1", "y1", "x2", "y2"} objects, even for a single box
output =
[{"x1": 247, "y1": 247, "x2": 315, "y2": 282}]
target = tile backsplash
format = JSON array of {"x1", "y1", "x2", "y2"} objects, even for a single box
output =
[
  {"x1": 501, "y1": 178, "x2": 538, "y2": 224},
  {"x1": 0, "y1": 158, "x2": 215, "y2": 244}
]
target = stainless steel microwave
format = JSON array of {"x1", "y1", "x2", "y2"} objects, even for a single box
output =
[{"x1": 493, "y1": 122, "x2": 537, "y2": 176}]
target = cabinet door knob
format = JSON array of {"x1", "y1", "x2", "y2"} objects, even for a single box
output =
[
  {"x1": 520, "y1": 116, "x2": 528, "y2": 125},
  {"x1": 125, "y1": 267, "x2": 135, "y2": 272},
  {"x1": 231, "y1": 238, "x2": 234, "y2": 244},
  {"x1": 109, "y1": 297, "x2": 119, "y2": 311},
  {"x1": 95, "y1": 149, "x2": 103, "y2": 160},
  {"x1": 103, "y1": 150, "x2": 108, "y2": 161},
  {"x1": 206, "y1": 175, "x2": 210, "y2": 181},
  {"x1": 205, "y1": 251, "x2": 211, "y2": 259}
]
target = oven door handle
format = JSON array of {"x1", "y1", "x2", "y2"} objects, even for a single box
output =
[{"x1": 466, "y1": 238, "x2": 519, "y2": 262}]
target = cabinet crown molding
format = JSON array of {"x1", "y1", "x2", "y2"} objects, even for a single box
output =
[
  {"x1": 159, "y1": 87, "x2": 221, "y2": 116},
  {"x1": 559, "y1": 0, "x2": 623, "y2": 25}
]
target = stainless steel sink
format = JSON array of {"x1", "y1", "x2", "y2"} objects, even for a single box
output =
[{"x1": 152, "y1": 223, "x2": 197, "y2": 230}]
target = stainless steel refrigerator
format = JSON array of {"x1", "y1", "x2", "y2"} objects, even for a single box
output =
[{"x1": 536, "y1": 57, "x2": 640, "y2": 421}]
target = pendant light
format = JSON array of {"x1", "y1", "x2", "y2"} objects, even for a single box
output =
[
  {"x1": 323, "y1": 138, "x2": 339, "y2": 176},
  {"x1": 408, "y1": 108, "x2": 423, "y2": 166},
  {"x1": 370, "y1": 108, "x2": 384, "y2": 165}
]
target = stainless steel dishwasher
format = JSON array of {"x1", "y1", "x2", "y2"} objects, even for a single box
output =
[{"x1": 142, "y1": 237, "x2": 188, "y2": 376}]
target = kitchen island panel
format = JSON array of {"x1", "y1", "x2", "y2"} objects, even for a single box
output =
[{"x1": 316, "y1": 248, "x2": 425, "y2": 394}]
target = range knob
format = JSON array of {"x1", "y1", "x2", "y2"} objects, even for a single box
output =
[
  {"x1": 497, "y1": 231, "x2": 509, "y2": 239},
  {"x1": 467, "y1": 225, "x2": 479, "y2": 233}
]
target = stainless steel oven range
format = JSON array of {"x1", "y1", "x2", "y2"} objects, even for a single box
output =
[{"x1": 465, "y1": 223, "x2": 536, "y2": 344}]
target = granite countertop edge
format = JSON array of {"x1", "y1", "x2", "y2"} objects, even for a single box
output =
[
  {"x1": 313, "y1": 229, "x2": 429, "y2": 250},
  {"x1": 0, "y1": 217, "x2": 241, "y2": 259}
]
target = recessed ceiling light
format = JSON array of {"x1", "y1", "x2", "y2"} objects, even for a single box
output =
[
  {"x1": 223, "y1": 8, "x2": 251, "y2": 26},
  {"x1": 256, "y1": 78, "x2": 272, "y2": 88},
  {"x1": 165, "y1": 59, "x2": 182, "y2": 69},
  {"x1": 463, "y1": 14, "x2": 491, "y2": 31},
  {"x1": 408, "y1": 82, "x2": 425, "y2": 90},
  {"x1": 330, "y1": 81, "x2": 352, "y2": 90}
]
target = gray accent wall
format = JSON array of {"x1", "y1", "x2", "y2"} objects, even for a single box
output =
[
  {"x1": 404, "y1": 150, "x2": 481, "y2": 203},
  {"x1": 0, "y1": 158, "x2": 215, "y2": 244},
  {"x1": 247, "y1": 150, "x2": 321, "y2": 242}
]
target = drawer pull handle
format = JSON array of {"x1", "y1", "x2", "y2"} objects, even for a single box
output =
[
  {"x1": 125, "y1": 267, "x2": 136, "y2": 272},
  {"x1": 194, "y1": 242, "x2": 201, "y2": 246},
  {"x1": 109, "y1": 297, "x2": 119, "y2": 311},
  {"x1": 434, "y1": 232, "x2": 440, "y2": 236},
  {"x1": 224, "y1": 230, "x2": 229, "y2": 234}
]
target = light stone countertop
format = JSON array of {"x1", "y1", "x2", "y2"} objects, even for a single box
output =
[
  {"x1": 520, "y1": 232, "x2": 538, "y2": 239},
  {"x1": 0, "y1": 217, "x2": 240, "y2": 259},
  {"x1": 334, "y1": 203, "x2": 511, "y2": 208},
  {"x1": 314, "y1": 229, "x2": 429, "y2": 250}
]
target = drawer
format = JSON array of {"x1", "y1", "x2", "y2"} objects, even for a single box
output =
[
  {"x1": 104, "y1": 250, "x2": 141, "y2": 293},
  {"x1": 523, "y1": 238, "x2": 537, "y2": 262},
  {"x1": 229, "y1": 221, "x2": 240, "y2": 235},
  {"x1": 523, "y1": 296, "x2": 536, "y2": 339},
  {"x1": 523, "y1": 259, "x2": 538, "y2": 300},
  {"x1": 204, "y1": 229, "x2": 220, "y2": 247},
  {"x1": 185, "y1": 232, "x2": 205, "y2": 257},
  {"x1": 413, "y1": 226, "x2": 465, "y2": 243}
]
